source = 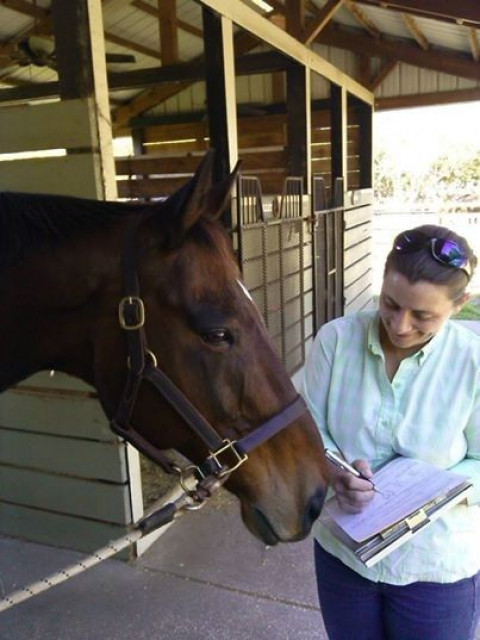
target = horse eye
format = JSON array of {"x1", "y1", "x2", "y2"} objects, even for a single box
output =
[{"x1": 201, "y1": 328, "x2": 233, "y2": 345}]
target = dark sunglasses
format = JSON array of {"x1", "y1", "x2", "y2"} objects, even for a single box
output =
[{"x1": 394, "y1": 230, "x2": 472, "y2": 279}]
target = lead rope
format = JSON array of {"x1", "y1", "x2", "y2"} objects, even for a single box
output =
[{"x1": 0, "y1": 472, "x2": 225, "y2": 614}]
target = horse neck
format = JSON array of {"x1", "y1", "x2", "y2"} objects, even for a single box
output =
[{"x1": 0, "y1": 225, "x2": 126, "y2": 390}]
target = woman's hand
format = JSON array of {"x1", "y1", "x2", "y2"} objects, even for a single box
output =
[{"x1": 328, "y1": 458, "x2": 375, "y2": 514}]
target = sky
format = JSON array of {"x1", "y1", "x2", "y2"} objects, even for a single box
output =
[{"x1": 373, "y1": 101, "x2": 480, "y2": 174}]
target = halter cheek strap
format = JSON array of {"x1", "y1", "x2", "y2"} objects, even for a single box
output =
[{"x1": 111, "y1": 217, "x2": 309, "y2": 480}]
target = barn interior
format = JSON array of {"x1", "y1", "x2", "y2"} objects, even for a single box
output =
[{"x1": 0, "y1": 0, "x2": 479, "y2": 555}]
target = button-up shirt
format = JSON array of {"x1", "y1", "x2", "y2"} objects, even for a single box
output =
[{"x1": 302, "y1": 310, "x2": 480, "y2": 585}]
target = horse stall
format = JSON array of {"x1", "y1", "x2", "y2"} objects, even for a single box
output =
[
  {"x1": 0, "y1": 97, "x2": 146, "y2": 554},
  {"x1": 116, "y1": 101, "x2": 374, "y2": 377},
  {"x1": 0, "y1": 0, "x2": 374, "y2": 562}
]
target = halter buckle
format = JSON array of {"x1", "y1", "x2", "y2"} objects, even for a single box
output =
[
  {"x1": 208, "y1": 439, "x2": 248, "y2": 478},
  {"x1": 119, "y1": 296, "x2": 145, "y2": 330}
]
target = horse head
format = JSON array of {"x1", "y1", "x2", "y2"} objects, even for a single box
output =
[{"x1": 90, "y1": 152, "x2": 329, "y2": 544}]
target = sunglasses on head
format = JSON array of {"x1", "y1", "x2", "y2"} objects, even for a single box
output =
[{"x1": 394, "y1": 230, "x2": 472, "y2": 279}]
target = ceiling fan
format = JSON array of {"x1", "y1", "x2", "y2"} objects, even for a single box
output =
[{"x1": 3, "y1": 35, "x2": 136, "y2": 70}]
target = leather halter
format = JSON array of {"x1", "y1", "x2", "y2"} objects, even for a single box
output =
[{"x1": 110, "y1": 216, "x2": 308, "y2": 480}]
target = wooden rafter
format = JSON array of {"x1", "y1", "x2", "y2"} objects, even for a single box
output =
[
  {"x1": 158, "y1": 0, "x2": 178, "y2": 65},
  {"x1": 303, "y1": 0, "x2": 345, "y2": 46},
  {"x1": 316, "y1": 23, "x2": 480, "y2": 80},
  {"x1": 468, "y1": 28, "x2": 480, "y2": 61},
  {"x1": 104, "y1": 31, "x2": 161, "y2": 61},
  {"x1": 376, "y1": 86, "x2": 480, "y2": 110},
  {"x1": 0, "y1": 0, "x2": 46, "y2": 18},
  {"x1": 285, "y1": 0, "x2": 305, "y2": 39},
  {"x1": 355, "y1": 1, "x2": 480, "y2": 29},
  {"x1": 111, "y1": 8, "x2": 286, "y2": 130},
  {"x1": 402, "y1": 13, "x2": 429, "y2": 50},
  {"x1": 132, "y1": 0, "x2": 203, "y2": 38},
  {"x1": 344, "y1": 0, "x2": 380, "y2": 39},
  {"x1": 368, "y1": 59, "x2": 398, "y2": 90}
]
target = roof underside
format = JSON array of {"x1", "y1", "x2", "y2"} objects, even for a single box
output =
[{"x1": 0, "y1": 0, "x2": 479, "y2": 127}]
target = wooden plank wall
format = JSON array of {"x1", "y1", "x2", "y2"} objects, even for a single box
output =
[
  {"x1": 116, "y1": 108, "x2": 362, "y2": 199},
  {"x1": 0, "y1": 372, "x2": 138, "y2": 555},
  {"x1": 343, "y1": 188, "x2": 374, "y2": 314},
  {"x1": 0, "y1": 97, "x2": 151, "y2": 555},
  {"x1": 0, "y1": 99, "x2": 105, "y2": 198}
]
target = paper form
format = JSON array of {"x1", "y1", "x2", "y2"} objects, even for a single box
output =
[{"x1": 325, "y1": 457, "x2": 468, "y2": 542}]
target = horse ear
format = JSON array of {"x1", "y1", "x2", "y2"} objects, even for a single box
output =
[
  {"x1": 198, "y1": 159, "x2": 242, "y2": 223},
  {"x1": 154, "y1": 152, "x2": 240, "y2": 246},
  {"x1": 163, "y1": 150, "x2": 215, "y2": 231}
]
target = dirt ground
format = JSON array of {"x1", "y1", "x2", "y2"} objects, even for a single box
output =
[{"x1": 140, "y1": 451, "x2": 234, "y2": 511}]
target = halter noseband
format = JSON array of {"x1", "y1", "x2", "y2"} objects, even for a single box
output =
[{"x1": 110, "y1": 217, "x2": 308, "y2": 481}]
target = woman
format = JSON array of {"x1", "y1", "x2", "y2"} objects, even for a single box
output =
[{"x1": 303, "y1": 225, "x2": 480, "y2": 640}]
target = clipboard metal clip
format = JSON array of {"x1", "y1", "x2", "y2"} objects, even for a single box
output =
[{"x1": 405, "y1": 508, "x2": 429, "y2": 532}]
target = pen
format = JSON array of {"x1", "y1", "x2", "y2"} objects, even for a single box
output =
[{"x1": 325, "y1": 448, "x2": 380, "y2": 493}]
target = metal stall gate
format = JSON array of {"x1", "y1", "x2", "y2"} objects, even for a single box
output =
[
  {"x1": 236, "y1": 176, "x2": 315, "y2": 375},
  {"x1": 236, "y1": 176, "x2": 373, "y2": 375}
]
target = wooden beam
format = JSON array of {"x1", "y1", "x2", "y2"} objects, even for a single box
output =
[
  {"x1": 356, "y1": 100, "x2": 372, "y2": 188},
  {"x1": 285, "y1": 0, "x2": 305, "y2": 40},
  {"x1": 197, "y1": 0, "x2": 373, "y2": 103},
  {"x1": 159, "y1": 0, "x2": 178, "y2": 65},
  {"x1": 375, "y1": 86, "x2": 480, "y2": 110},
  {"x1": 52, "y1": 0, "x2": 94, "y2": 98},
  {"x1": 316, "y1": 24, "x2": 480, "y2": 80},
  {"x1": 303, "y1": 0, "x2": 345, "y2": 46},
  {"x1": 110, "y1": 6, "x2": 296, "y2": 129},
  {"x1": 108, "y1": 51, "x2": 291, "y2": 91},
  {"x1": 176, "y1": 18, "x2": 203, "y2": 39},
  {"x1": 367, "y1": 59, "x2": 398, "y2": 90},
  {"x1": 51, "y1": 0, "x2": 117, "y2": 199},
  {"x1": 344, "y1": 0, "x2": 381, "y2": 38},
  {"x1": 202, "y1": 7, "x2": 238, "y2": 225},
  {"x1": 355, "y1": 0, "x2": 480, "y2": 28},
  {"x1": 0, "y1": 0, "x2": 46, "y2": 19},
  {"x1": 402, "y1": 14, "x2": 430, "y2": 50},
  {"x1": 0, "y1": 81, "x2": 59, "y2": 102},
  {"x1": 104, "y1": 30, "x2": 162, "y2": 61},
  {"x1": 330, "y1": 83, "x2": 347, "y2": 188},
  {"x1": 468, "y1": 28, "x2": 480, "y2": 61},
  {"x1": 286, "y1": 63, "x2": 310, "y2": 189}
]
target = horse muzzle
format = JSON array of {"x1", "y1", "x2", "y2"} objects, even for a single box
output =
[{"x1": 240, "y1": 486, "x2": 326, "y2": 545}]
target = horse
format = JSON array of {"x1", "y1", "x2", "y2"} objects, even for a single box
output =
[{"x1": 0, "y1": 151, "x2": 329, "y2": 545}]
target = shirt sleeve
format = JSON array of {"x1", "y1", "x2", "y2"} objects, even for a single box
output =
[
  {"x1": 301, "y1": 324, "x2": 337, "y2": 451},
  {"x1": 450, "y1": 383, "x2": 480, "y2": 505}
]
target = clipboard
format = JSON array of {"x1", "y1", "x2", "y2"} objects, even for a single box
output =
[{"x1": 320, "y1": 457, "x2": 473, "y2": 568}]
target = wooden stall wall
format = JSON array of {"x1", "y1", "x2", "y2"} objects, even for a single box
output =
[
  {"x1": 115, "y1": 105, "x2": 362, "y2": 200},
  {"x1": 0, "y1": 372, "x2": 139, "y2": 555},
  {"x1": 343, "y1": 188, "x2": 374, "y2": 314},
  {"x1": 0, "y1": 99, "x2": 110, "y2": 198},
  {"x1": 0, "y1": 98, "x2": 143, "y2": 555}
]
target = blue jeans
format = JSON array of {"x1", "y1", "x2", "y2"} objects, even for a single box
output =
[{"x1": 314, "y1": 541, "x2": 480, "y2": 640}]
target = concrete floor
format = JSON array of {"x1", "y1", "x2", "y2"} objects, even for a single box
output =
[{"x1": 0, "y1": 490, "x2": 328, "y2": 640}]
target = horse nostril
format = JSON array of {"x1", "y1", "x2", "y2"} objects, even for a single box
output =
[{"x1": 304, "y1": 488, "x2": 326, "y2": 530}]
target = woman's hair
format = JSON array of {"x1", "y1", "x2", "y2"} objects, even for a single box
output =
[{"x1": 384, "y1": 224, "x2": 477, "y2": 301}]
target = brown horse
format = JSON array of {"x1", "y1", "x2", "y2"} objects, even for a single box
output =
[{"x1": 0, "y1": 152, "x2": 328, "y2": 545}]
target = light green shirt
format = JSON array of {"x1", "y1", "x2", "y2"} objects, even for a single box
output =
[{"x1": 302, "y1": 310, "x2": 480, "y2": 585}]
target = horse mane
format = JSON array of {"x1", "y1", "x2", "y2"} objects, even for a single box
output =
[{"x1": 0, "y1": 191, "x2": 155, "y2": 267}]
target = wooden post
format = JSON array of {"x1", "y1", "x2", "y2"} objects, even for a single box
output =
[
  {"x1": 330, "y1": 82, "x2": 347, "y2": 195},
  {"x1": 358, "y1": 100, "x2": 373, "y2": 188},
  {"x1": 51, "y1": 0, "x2": 117, "y2": 200},
  {"x1": 202, "y1": 6, "x2": 239, "y2": 229},
  {"x1": 286, "y1": 63, "x2": 311, "y2": 193}
]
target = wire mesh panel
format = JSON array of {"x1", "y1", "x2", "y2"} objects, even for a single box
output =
[{"x1": 237, "y1": 176, "x2": 314, "y2": 375}]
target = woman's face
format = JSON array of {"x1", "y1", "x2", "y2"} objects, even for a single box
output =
[{"x1": 379, "y1": 270, "x2": 466, "y2": 351}]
